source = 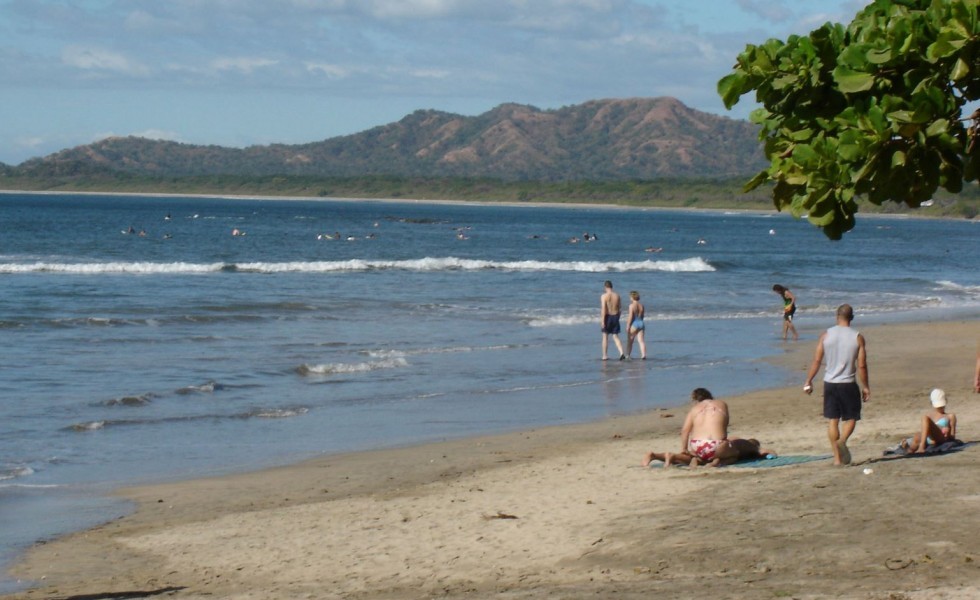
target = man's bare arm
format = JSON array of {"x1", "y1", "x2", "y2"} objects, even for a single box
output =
[
  {"x1": 803, "y1": 333, "x2": 826, "y2": 393},
  {"x1": 856, "y1": 333, "x2": 870, "y2": 401}
]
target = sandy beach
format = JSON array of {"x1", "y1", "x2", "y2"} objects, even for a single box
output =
[{"x1": 5, "y1": 319, "x2": 979, "y2": 600}]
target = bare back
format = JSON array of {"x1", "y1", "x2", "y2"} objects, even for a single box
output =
[
  {"x1": 683, "y1": 399, "x2": 729, "y2": 441},
  {"x1": 601, "y1": 291, "x2": 621, "y2": 318}
]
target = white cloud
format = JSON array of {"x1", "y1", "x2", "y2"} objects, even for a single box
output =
[
  {"x1": 60, "y1": 46, "x2": 150, "y2": 76},
  {"x1": 305, "y1": 62, "x2": 351, "y2": 78},
  {"x1": 210, "y1": 57, "x2": 280, "y2": 74},
  {"x1": 132, "y1": 129, "x2": 183, "y2": 142},
  {"x1": 14, "y1": 136, "x2": 46, "y2": 151},
  {"x1": 735, "y1": 0, "x2": 793, "y2": 23}
]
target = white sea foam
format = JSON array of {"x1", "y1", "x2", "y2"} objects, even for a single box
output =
[
  {"x1": 936, "y1": 280, "x2": 980, "y2": 295},
  {"x1": 366, "y1": 345, "x2": 513, "y2": 358},
  {"x1": 176, "y1": 381, "x2": 224, "y2": 394},
  {"x1": 70, "y1": 421, "x2": 106, "y2": 431},
  {"x1": 252, "y1": 408, "x2": 309, "y2": 418},
  {"x1": 297, "y1": 356, "x2": 409, "y2": 376},
  {"x1": 528, "y1": 314, "x2": 594, "y2": 327},
  {"x1": 0, "y1": 261, "x2": 224, "y2": 274},
  {"x1": 0, "y1": 466, "x2": 34, "y2": 481},
  {"x1": 1, "y1": 257, "x2": 714, "y2": 275}
]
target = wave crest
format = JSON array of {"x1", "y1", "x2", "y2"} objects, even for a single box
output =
[
  {"x1": 296, "y1": 357, "x2": 409, "y2": 376},
  {"x1": 1, "y1": 257, "x2": 714, "y2": 275}
]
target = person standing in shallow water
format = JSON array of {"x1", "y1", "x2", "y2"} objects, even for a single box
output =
[
  {"x1": 772, "y1": 284, "x2": 798, "y2": 341},
  {"x1": 803, "y1": 304, "x2": 870, "y2": 466},
  {"x1": 625, "y1": 290, "x2": 647, "y2": 360},
  {"x1": 600, "y1": 280, "x2": 625, "y2": 361}
]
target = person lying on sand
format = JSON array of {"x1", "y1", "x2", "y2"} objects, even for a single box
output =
[{"x1": 900, "y1": 388, "x2": 957, "y2": 453}]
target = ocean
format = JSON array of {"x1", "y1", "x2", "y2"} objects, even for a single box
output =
[{"x1": 1, "y1": 192, "x2": 978, "y2": 591}]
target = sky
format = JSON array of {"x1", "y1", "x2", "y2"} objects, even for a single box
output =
[{"x1": 0, "y1": 0, "x2": 869, "y2": 166}]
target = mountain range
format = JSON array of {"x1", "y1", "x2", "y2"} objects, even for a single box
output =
[{"x1": 10, "y1": 97, "x2": 765, "y2": 181}]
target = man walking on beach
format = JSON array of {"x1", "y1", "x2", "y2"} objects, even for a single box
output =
[
  {"x1": 803, "y1": 304, "x2": 870, "y2": 466},
  {"x1": 600, "y1": 280, "x2": 626, "y2": 361}
]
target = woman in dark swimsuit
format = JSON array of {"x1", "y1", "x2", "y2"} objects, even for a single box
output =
[{"x1": 772, "y1": 284, "x2": 798, "y2": 341}]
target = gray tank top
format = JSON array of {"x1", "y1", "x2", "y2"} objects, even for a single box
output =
[{"x1": 822, "y1": 325, "x2": 859, "y2": 383}]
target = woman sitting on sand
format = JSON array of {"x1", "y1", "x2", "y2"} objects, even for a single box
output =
[
  {"x1": 642, "y1": 388, "x2": 736, "y2": 468},
  {"x1": 900, "y1": 388, "x2": 957, "y2": 453}
]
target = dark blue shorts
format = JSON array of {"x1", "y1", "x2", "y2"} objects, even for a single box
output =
[
  {"x1": 602, "y1": 314, "x2": 621, "y2": 335},
  {"x1": 823, "y1": 382, "x2": 862, "y2": 421}
]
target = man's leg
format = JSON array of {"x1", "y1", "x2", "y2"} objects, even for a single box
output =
[
  {"x1": 837, "y1": 419, "x2": 855, "y2": 465},
  {"x1": 612, "y1": 333, "x2": 625, "y2": 358},
  {"x1": 827, "y1": 418, "x2": 843, "y2": 465},
  {"x1": 601, "y1": 333, "x2": 610, "y2": 360}
]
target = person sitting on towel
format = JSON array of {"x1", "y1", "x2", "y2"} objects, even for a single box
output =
[{"x1": 900, "y1": 388, "x2": 957, "y2": 453}]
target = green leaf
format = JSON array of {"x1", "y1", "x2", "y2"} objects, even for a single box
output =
[
  {"x1": 866, "y1": 46, "x2": 892, "y2": 64},
  {"x1": 891, "y1": 150, "x2": 907, "y2": 167},
  {"x1": 888, "y1": 110, "x2": 915, "y2": 123},
  {"x1": 717, "y1": 73, "x2": 746, "y2": 109},
  {"x1": 833, "y1": 66, "x2": 875, "y2": 93},
  {"x1": 788, "y1": 128, "x2": 815, "y2": 141},
  {"x1": 951, "y1": 57, "x2": 970, "y2": 81},
  {"x1": 742, "y1": 170, "x2": 769, "y2": 192},
  {"x1": 925, "y1": 119, "x2": 949, "y2": 137}
]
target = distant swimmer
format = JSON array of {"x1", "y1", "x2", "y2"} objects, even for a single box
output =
[
  {"x1": 456, "y1": 232, "x2": 468, "y2": 240},
  {"x1": 644, "y1": 247, "x2": 663, "y2": 253},
  {"x1": 165, "y1": 213, "x2": 172, "y2": 221},
  {"x1": 569, "y1": 237, "x2": 580, "y2": 244},
  {"x1": 163, "y1": 233, "x2": 172, "y2": 239},
  {"x1": 138, "y1": 229, "x2": 147, "y2": 237},
  {"x1": 232, "y1": 228, "x2": 245, "y2": 236}
]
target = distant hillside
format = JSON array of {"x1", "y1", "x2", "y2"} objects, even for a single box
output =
[{"x1": 15, "y1": 98, "x2": 765, "y2": 181}]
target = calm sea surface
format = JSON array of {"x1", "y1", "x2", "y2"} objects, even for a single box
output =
[{"x1": 1, "y1": 192, "x2": 978, "y2": 590}]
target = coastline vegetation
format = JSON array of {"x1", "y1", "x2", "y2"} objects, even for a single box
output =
[{"x1": 1, "y1": 172, "x2": 976, "y2": 220}]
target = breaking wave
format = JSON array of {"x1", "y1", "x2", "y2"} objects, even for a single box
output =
[
  {"x1": 1, "y1": 257, "x2": 715, "y2": 275},
  {"x1": 296, "y1": 356, "x2": 409, "y2": 376}
]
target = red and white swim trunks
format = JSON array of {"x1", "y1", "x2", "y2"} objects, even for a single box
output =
[{"x1": 688, "y1": 438, "x2": 725, "y2": 462}]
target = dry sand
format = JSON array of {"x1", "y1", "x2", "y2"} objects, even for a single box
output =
[{"x1": 5, "y1": 320, "x2": 979, "y2": 600}]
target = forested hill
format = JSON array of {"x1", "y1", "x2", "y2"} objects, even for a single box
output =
[{"x1": 15, "y1": 97, "x2": 765, "y2": 181}]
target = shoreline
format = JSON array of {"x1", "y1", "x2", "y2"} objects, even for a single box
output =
[
  {"x1": 4, "y1": 318, "x2": 978, "y2": 599},
  {"x1": 0, "y1": 188, "x2": 964, "y2": 222}
]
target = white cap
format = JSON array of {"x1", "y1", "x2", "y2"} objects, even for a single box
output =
[{"x1": 930, "y1": 388, "x2": 947, "y2": 408}]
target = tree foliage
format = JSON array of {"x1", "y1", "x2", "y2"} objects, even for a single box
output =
[{"x1": 718, "y1": 0, "x2": 980, "y2": 239}]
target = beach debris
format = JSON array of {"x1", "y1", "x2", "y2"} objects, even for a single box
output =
[
  {"x1": 863, "y1": 467, "x2": 874, "y2": 475},
  {"x1": 885, "y1": 558, "x2": 915, "y2": 570},
  {"x1": 483, "y1": 511, "x2": 518, "y2": 520},
  {"x1": 660, "y1": 413, "x2": 674, "y2": 418}
]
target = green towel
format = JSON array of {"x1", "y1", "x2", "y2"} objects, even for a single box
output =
[{"x1": 730, "y1": 454, "x2": 832, "y2": 468}]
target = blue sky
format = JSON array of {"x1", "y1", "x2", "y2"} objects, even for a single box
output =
[{"x1": 0, "y1": 0, "x2": 868, "y2": 165}]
